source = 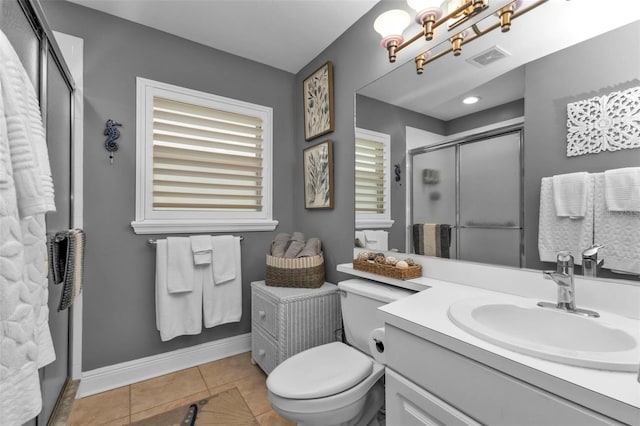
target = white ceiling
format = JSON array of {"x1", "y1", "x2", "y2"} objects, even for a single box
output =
[
  {"x1": 55, "y1": 0, "x2": 639, "y2": 120},
  {"x1": 61, "y1": 0, "x2": 379, "y2": 74},
  {"x1": 359, "y1": 0, "x2": 640, "y2": 120}
]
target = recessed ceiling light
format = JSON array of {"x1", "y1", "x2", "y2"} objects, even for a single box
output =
[{"x1": 463, "y1": 96, "x2": 480, "y2": 105}]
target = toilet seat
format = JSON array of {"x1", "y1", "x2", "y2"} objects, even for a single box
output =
[
  {"x1": 268, "y1": 356, "x2": 385, "y2": 424},
  {"x1": 267, "y1": 342, "x2": 373, "y2": 399}
]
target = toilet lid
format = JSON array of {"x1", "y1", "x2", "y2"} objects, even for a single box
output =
[{"x1": 267, "y1": 342, "x2": 373, "y2": 399}]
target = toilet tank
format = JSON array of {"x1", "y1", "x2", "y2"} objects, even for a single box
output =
[{"x1": 338, "y1": 279, "x2": 415, "y2": 355}]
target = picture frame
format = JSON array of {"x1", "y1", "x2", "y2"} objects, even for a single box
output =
[
  {"x1": 303, "y1": 140, "x2": 334, "y2": 209},
  {"x1": 303, "y1": 61, "x2": 335, "y2": 141}
]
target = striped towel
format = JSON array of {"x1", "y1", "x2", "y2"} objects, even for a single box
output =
[
  {"x1": 412, "y1": 224, "x2": 452, "y2": 258},
  {"x1": 48, "y1": 229, "x2": 86, "y2": 311}
]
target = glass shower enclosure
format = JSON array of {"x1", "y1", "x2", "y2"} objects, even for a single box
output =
[{"x1": 410, "y1": 127, "x2": 524, "y2": 268}]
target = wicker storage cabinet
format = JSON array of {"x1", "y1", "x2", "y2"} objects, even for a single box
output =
[{"x1": 250, "y1": 280, "x2": 341, "y2": 374}]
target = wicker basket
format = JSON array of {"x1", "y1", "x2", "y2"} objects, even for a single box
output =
[
  {"x1": 352, "y1": 259, "x2": 422, "y2": 280},
  {"x1": 265, "y1": 254, "x2": 325, "y2": 288}
]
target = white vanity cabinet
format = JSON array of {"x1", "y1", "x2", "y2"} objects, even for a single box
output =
[
  {"x1": 385, "y1": 325, "x2": 626, "y2": 426},
  {"x1": 250, "y1": 281, "x2": 341, "y2": 374}
]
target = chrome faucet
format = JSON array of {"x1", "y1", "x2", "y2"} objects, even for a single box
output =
[
  {"x1": 582, "y1": 244, "x2": 605, "y2": 277},
  {"x1": 538, "y1": 251, "x2": 599, "y2": 317}
]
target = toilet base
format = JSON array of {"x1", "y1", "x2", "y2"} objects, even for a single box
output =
[{"x1": 274, "y1": 380, "x2": 384, "y2": 426}]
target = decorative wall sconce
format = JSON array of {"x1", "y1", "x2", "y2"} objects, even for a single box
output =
[
  {"x1": 104, "y1": 119, "x2": 122, "y2": 164},
  {"x1": 374, "y1": 0, "x2": 548, "y2": 74}
]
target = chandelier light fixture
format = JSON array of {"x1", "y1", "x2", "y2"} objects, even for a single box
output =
[{"x1": 374, "y1": 0, "x2": 549, "y2": 74}]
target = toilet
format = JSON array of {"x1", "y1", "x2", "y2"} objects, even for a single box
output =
[{"x1": 266, "y1": 279, "x2": 415, "y2": 426}]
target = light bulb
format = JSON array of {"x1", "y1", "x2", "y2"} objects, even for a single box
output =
[
  {"x1": 462, "y1": 96, "x2": 480, "y2": 104},
  {"x1": 374, "y1": 9, "x2": 411, "y2": 40}
]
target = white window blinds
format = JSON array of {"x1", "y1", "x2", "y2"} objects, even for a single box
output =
[
  {"x1": 355, "y1": 136, "x2": 386, "y2": 214},
  {"x1": 133, "y1": 77, "x2": 277, "y2": 234},
  {"x1": 355, "y1": 128, "x2": 393, "y2": 229},
  {"x1": 152, "y1": 97, "x2": 264, "y2": 212}
]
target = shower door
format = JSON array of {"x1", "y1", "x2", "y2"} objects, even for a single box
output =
[
  {"x1": 411, "y1": 127, "x2": 523, "y2": 267},
  {"x1": 458, "y1": 131, "x2": 523, "y2": 267}
]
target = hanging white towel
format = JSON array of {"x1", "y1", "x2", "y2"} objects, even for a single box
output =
[
  {"x1": 604, "y1": 167, "x2": 640, "y2": 212},
  {"x1": 552, "y1": 172, "x2": 589, "y2": 217},
  {"x1": 0, "y1": 28, "x2": 56, "y2": 426},
  {"x1": 204, "y1": 236, "x2": 242, "y2": 328},
  {"x1": 538, "y1": 176, "x2": 593, "y2": 265},
  {"x1": 363, "y1": 230, "x2": 388, "y2": 251},
  {"x1": 594, "y1": 173, "x2": 640, "y2": 275},
  {"x1": 0, "y1": 32, "x2": 54, "y2": 217},
  {"x1": 167, "y1": 237, "x2": 195, "y2": 293},
  {"x1": 190, "y1": 235, "x2": 212, "y2": 265},
  {"x1": 211, "y1": 235, "x2": 237, "y2": 284},
  {"x1": 155, "y1": 239, "x2": 203, "y2": 341}
]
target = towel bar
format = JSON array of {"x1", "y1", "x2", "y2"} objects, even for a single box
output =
[{"x1": 147, "y1": 236, "x2": 243, "y2": 246}]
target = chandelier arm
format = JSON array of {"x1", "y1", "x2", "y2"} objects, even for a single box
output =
[{"x1": 468, "y1": 0, "x2": 549, "y2": 38}]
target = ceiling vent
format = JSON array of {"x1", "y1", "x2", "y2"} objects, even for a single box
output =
[{"x1": 467, "y1": 46, "x2": 510, "y2": 68}]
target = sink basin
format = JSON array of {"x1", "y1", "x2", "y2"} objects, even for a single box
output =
[{"x1": 448, "y1": 298, "x2": 640, "y2": 372}]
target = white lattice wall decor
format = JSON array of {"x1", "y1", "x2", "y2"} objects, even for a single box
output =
[{"x1": 566, "y1": 86, "x2": 640, "y2": 156}]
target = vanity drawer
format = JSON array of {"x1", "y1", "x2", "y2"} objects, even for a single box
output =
[
  {"x1": 386, "y1": 326, "x2": 623, "y2": 426},
  {"x1": 251, "y1": 326, "x2": 278, "y2": 374},
  {"x1": 251, "y1": 290, "x2": 278, "y2": 338},
  {"x1": 386, "y1": 369, "x2": 481, "y2": 426}
]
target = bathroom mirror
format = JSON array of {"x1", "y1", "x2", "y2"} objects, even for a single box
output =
[{"x1": 355, "y1": 0, "x2": 640, "y2": 282}]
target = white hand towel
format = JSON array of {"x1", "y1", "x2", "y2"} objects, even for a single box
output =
[
  {"x1": 552, "y1": 172, "x2": 589, "y2": 217},
  {"x1": 155, "y1": 239, "x2": 203, "y2": 341},
  {"x1": 211, "y1": 235, "x2": 237, "y2": 284},
  {"x1": 604, "y1": 167, "x2": 640, "y2": 212},
  {"x1": 538, "y1": 176, "x2": 594, "y2": 265},
  {"x1": 363, "y1": 230, "x2": 388, "y2": 251},
  {"x1": 190, "y1": 235, "x2": 212, "y2": 265},
  {"x1": 166, "y1": 237, "x2": 195, "y2": 293},
  {"x1": 594, "y1": 173, "x2": 640, "y2": 275},
  {"x1": 363, "y1": 230, "x2": 378, "y2": 242},
  {"x1": 204, "y1": 236, "x2": 242, "y2": 328}
]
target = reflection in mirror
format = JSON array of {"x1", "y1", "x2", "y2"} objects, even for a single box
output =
[
  {"x1": 355, "y1": 1, "x2": 640, "y2": 282},
  {"x1": 411, "y1": 126, "x2": 523, "y2": 268}
]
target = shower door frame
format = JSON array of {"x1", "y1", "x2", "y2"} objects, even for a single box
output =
[{"x1": 408, "y1": 123, "x2": 525, "y2": 267}]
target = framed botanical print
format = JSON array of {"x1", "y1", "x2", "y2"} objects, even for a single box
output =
[
  {"x1": 303, "y1": 140, "x2": 334, "y2": 209},
  {"x1": 303, "y1": 61, "x2": 335, "y2": 141}
]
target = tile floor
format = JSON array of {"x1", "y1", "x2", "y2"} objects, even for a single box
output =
[{"x1": 67, "y1": 352, "x2": 294, "y2": 426}]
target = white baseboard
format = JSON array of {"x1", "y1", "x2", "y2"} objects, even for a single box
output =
[{"x1": 77, "y1": 333, "x2": 251, "y2": 398}]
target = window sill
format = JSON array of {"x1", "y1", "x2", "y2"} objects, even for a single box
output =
[
  {"x1": 131, "y1": 219, "x2": 279, "y2": 234},
  {"x1": 355, "y1": 219, "x2": 395, "y2": 230}
]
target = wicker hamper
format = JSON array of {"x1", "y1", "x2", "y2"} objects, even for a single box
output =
[{"x1": 265, "y1": 254, "x2": 325, "y2": 288}]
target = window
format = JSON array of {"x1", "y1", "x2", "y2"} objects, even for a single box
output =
[
  {"x1": 355, "y1": 128, "x2": 393, "y2": 229},
  {"x1": 132, "y1": 77, "x2": 277, "y2": 234}
]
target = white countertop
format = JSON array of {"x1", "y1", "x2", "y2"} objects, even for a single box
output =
[{"x1": 337, "y1": 263, "x2": 640, "y2": 424}]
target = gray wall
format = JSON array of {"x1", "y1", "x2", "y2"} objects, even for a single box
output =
[
  {"x1": 523, "y1": 21, "x2": 640, "y2": 277},
  {"x1": 446, "y1": 99, "x2": 524, "y2": 135},
  {"x1": 41, "y1": 1, "x2": 297, "y2": 370},
  {"x1": 293, "y1": 0, "x2": 415, "y2": 283},
  {"x1": 356, "y1": 94, "x2": 445, "y2": 250}
]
